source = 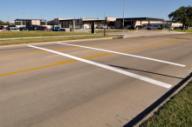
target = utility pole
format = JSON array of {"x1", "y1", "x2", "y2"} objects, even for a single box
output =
[
  {"x1": 104, "y1": 14, "x2": 107, "y2": 37},
  {"x1": 91, "y1": 22, "x2": 95, "y2": 34},
  {"x1": 104, "y1": 18, "x2": 107, "y2": 37},
  {"x1": 72, "y1": 18, "x2": 76, "y2": 32}
]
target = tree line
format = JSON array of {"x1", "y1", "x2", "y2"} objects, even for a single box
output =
[{"x1": 0, "y1": 20, "x2": 11, "y2": 26}]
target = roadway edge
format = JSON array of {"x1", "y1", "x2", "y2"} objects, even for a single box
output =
[{"x1": 123, "y1": 72, "x2": 192, "y2": 127}]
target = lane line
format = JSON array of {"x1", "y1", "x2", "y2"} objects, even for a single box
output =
[
  {"x1": 28, "y1": 44, "x2": 172, "y2": 89},
  {"x1": 58, "y1": 42, "x2": 186, "y2": 67}
]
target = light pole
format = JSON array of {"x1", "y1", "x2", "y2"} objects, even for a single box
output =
[{"x1": 122, "y1": 0, "x2": 126, "y2": 32}]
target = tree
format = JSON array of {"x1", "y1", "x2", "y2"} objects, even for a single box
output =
[
  {"x1": 0, "y1": 20, "x2": 10, "y2": 25},
  {"x1": 169, "y1": 6, "x2": 192, "y2": 29}
]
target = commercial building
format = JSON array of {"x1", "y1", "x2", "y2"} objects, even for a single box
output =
[
  {"x1": 82, "y1": 18, "x2": 105, "y2": 29},
  {"x1": 82, "y1": 17, "x2": 117, "y2": 29},
  {"x1": 115, "y1": 17, "x2": 165, "y2": 29},
  {"x1": 15, "y1": 19, "x2": 47, "y2": 26},
  {"x1": 106, "y1": 17, "x2": 117, "y2": 28},
  {"x1": 48, "y1": 17, "x2": 117, "y2": 30},
  {"x1": 50, "y1": 17, "x2": 165, "y2": 30},
  {"x1": 166, "y1": 21, "x2": 183, "y2": 30},
  {"x1": 48, "y1": 18, "x2": 83, "y2": 29},
  {"x1": 14, "y1": 17, "x2": 173, "y2": 31}
]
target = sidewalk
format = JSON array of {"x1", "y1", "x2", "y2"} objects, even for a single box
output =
[{"x1": 108, "y1": 30, "x2": 186, "y2": 38}]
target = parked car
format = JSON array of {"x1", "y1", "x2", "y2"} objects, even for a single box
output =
[
  {"x1": 135, "y1": 25, "x2": 143, "y2": 30},
  {"x1": 52, "y1": 26, "x2": 65, "y2": 31},
  {"x1": 23, "y1": 25, "x2": 48, "y2": 31},
  {"x1": 19, "y1": 26, "x2": 28, "y2": 31},
  {"x1": 125, "y1": 25, "x2": 135, "y2": 29},
  {"x1": 144, "y1": 24, "x2": 163, "y2": 30},
  {"x1": 7, "y1": 25, "x2": 19, "y2": 31},
  {"x1": 0, "y1": 26, "x2": 4, "y2": 30}
]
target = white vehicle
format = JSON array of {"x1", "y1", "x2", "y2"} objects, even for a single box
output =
[{"x1": 7, "y1": 25, "x2": 20, "y2": 31}]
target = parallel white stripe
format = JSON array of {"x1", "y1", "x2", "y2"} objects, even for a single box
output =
[
  {"x1": 58, "y1": 42, "x2": 186, "y2": 67},
  {"x1": 28, "y1": 44, "x2": 172, "y2": 89}
]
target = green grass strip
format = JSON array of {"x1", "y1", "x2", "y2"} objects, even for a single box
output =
[
  {"x1": 175, "y1": 29, "x2": 192, "y2": 33},
  {"x1": 141, "y1": 82, "x2": 192, "y2": 127}
]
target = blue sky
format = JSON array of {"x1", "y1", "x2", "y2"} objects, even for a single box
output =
[{"x1": 0, "y1": 0, "x2": 191, "y2": 21}]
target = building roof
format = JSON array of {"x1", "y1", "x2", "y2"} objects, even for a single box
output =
[
  {"x1": 15, "y1": 19, "x2": 46, "y2": 21},
  {"x1": 55, "y1": 18, "x2": 105, "y2": 22},
  {"x1": 117, "y1": 17, "x2": 164, "y2": 21},
  {"x1": 82, "y1": 18, "x2": 105, "y2": 22},
  {"x1": 55, "y1": 18, "x2": 81, "y2": 21},
  {"x1": 82, "y1": 18, "x2": 102, "y2": 21}
]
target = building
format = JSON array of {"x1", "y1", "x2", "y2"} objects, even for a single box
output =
[
  {"x1": 48, "y1": 17, "x2": 117, "y2": 30},
  {"x1": 48, "y1": 17, "x2": 167, "y2": 30},
  {"x1": 115, "y1": 17, "x2": 165, "y2": 29},
  {"x1": 106, "y1": 17, "x2": 117, "y2": 28},
  {"x1": 81, "y1": 18, "x2": 106, "y2": 29},
  {"x1": 166, "y1": 21, "x2": 183, "y2": 30},
  {"x1": 49, "y1": 18, "x2": 106, "y2": 29},
  {"x1": 50, "y1": 18, "x2": 106, "y2": 29},
  {"x1": 48, "y1": 18, "x2": 83, "y2": 29},
  {"x1": 15, "y1": 19, "x2": 47, "y2": 26}
]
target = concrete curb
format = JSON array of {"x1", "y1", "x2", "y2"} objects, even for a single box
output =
[{"x1": 123, "y1": 72, "x2": 192, "y2": 127}]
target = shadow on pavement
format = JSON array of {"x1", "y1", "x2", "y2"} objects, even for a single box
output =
[{"x1": 108, "y1": 64, "x2": 184, "y2": 80}]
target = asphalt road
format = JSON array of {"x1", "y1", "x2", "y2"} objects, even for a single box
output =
[{"x1": 0, "y1": 33, "x2": 192, "y2": 127}]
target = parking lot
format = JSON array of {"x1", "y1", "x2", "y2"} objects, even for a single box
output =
[{"x1": 0, "y1": 33, "x2": 192, "y2": 127}]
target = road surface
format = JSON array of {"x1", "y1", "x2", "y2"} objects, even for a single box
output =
[{"x1": 0, "y1": 33, "x2": 192, "y2": 127}]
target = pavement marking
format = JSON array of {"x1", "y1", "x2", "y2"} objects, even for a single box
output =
[
  {"x1": 58, "y1": 42, "x2": 186, "y2": 68},
  {"x1": 28, "y1": 44, "x2": 172, "y2": 89},
  {"x1": 0, "y1": 52, "x2": 110, "y2": 77},
  {"x1": 0, "y1": 60, "x2": 75, "y2": 77}
]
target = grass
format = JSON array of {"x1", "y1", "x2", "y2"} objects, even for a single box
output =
[
  {"x1": 175, "y1": 29, "x2": 192, "y2": 33},
  {"x1": 141, "y1": 82, "x2": 192, "y2": 127},
  {"x1": 0, "y1": 31, "x2": 113, "y2": 46},
  {"x1": 0, "y1": 35, "x2": 109, "y2": 46},
  {"x1": 0, "y1": 31, "x2": 91, "y2": 38}
]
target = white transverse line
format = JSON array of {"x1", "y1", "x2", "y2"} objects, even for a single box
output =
[
  {"x1": 28, "y1": 44, "x2": 172, "y2": 89},
  {"x1": 58, "y1": 42, "x2": 186, "y2": 68}
]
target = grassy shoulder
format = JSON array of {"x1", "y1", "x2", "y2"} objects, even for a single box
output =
[
  {"x1": 175, "y1": 29, "x2": 192, "y2": 33},
  {"x1": 0, "y1": 31, "x2": 91, "y2": 38},
  {"x1": 0, "y1": 34, "x2": 110, "y2": 46},
  {"x1": 141, "y1": 82, "x2": 192, "y2": 127},
  {"x1": 0, "y1": 31, "x2": 113, "y2": 46}
]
